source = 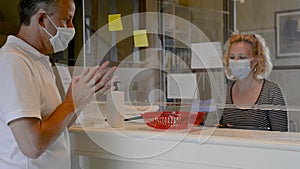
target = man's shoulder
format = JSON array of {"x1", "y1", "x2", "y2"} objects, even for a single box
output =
[
  {"x1": 0, "y1": 36, "x2": 21, "y2": 53},
  {"x1": 0, "y1": 36, "x2": 31, "y2": 61},
  {"x1": 0, "y1": 47, "x2": 35, "y2": 71}
]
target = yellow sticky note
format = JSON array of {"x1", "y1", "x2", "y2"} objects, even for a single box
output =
[
  {"x1": 108, "y1": 14, "x2": 123, "y2": 31},
  {"x1": 133, "y1": 30, "x2": 149, "y2": 47}
]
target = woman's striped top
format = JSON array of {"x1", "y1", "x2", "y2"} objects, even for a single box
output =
[{"x1": 219, "y1": 79, "x2": 288, "y2": 131}]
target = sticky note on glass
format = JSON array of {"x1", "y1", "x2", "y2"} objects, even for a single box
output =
[
  {"x1": 108, "y1": 14, "x2": 123, "y2": 31},
  {"x1": 133, "y1": 30, "x2": 149, "y2": 47}
]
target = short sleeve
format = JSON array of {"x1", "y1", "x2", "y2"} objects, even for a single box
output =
[{"x1": 0, "y1": 54, "x2": 41, "y2": 124}]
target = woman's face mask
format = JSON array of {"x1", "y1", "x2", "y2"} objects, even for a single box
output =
[
  {"x1": 42, "y1": 15, "x2": 75, "y2": 53},
  {"x1": 229, "y1": 59, "x2": 252, "y2": 80}
]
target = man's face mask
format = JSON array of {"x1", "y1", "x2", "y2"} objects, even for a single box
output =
[
  {"x1": 229, "y1": 59, "x2": 252, "y2": 80},
  {"x1": 42, "y1": 15, "x2": 75, "y2": 53}
]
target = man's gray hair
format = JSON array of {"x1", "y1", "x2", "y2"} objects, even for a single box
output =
[{"x1": 18, "y1": 0, "x2": 59, "y2": 26}]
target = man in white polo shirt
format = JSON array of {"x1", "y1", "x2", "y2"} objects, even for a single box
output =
[{"x1": 0, "y1": 0, "x2": 116, "y2": 168}]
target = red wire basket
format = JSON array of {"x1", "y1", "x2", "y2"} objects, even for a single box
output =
[{"x1": 141, "y1": 111, "x2": 205, "y2": 129}]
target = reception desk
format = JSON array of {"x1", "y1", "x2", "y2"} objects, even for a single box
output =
[{"x1": 70, "y1": 123, "x2": 300, "y2": 169}]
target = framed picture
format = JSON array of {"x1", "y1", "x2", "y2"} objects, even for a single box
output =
[{"x1": 275, "y1": 9, "x2": 300, "y2": 57}]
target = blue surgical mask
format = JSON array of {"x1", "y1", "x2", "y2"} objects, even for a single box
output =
[
  {"x1": 229, "y1": 59, "x2": 252, "y2": 80},
  {"x1": 42, "y1": 15, "x2": 75, "y2": 53}
]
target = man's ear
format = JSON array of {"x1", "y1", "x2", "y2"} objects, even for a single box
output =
[{"x1": 38, "y1": 12, "x2": 47, "y2": 27}]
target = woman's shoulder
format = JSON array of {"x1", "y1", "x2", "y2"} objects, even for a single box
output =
[
  {"x1": 226, "y1": 79, "x2": 235, "y2": 86},
  {"x1": 225, "y1": 80, "x2": 235, "y2": 91},
  {"x1": 264, "y1": 79, "x2": 281, "y2": 89}
]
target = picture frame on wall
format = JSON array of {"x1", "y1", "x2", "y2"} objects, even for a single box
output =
[{"x1": 275, "y1": 9, "x2": 300, "y2": 57}]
